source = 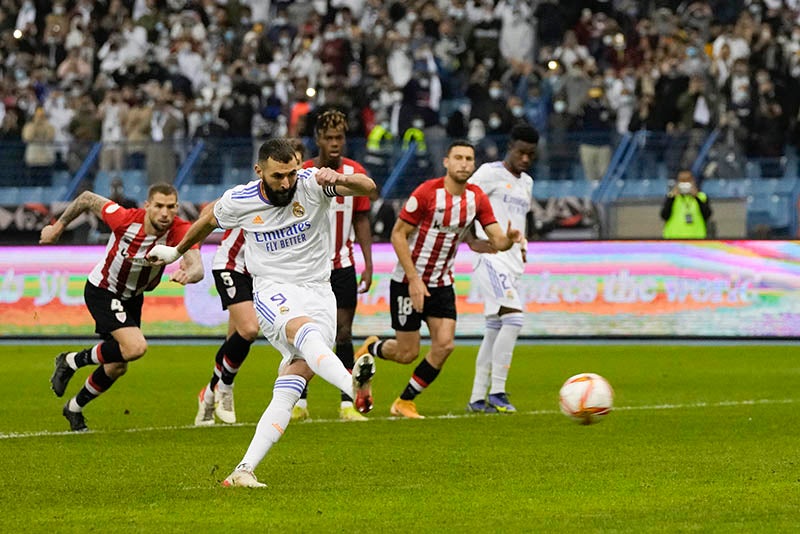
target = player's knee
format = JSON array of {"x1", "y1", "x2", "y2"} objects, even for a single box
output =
[
  {"x1": 122, "y1": 340, "x2": 148, "y2": 360},
  {"x1": 238, "y1": 324, "x2": 259, "y2": 342},
  {"x1": 106, "y1": 361, "x2": 128, "y2": 378}
]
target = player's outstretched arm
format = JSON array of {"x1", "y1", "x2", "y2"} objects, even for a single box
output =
[
  {"x1": 147, "y1": 201, "x2": 220, "y2": 265},
  {"x1": 316, "y1": 168, "x2": 377, "y2": 198},
  {"x1": 40, "y1": 191, "x2": 110, "y2": 244},
  {"x1": 484, "y1": 221, "x2": 523, "y2": 252}
]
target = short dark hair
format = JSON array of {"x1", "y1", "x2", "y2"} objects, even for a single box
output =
[
  {"x1": 147, "y1": 183, "x2": 178, "y2": 200},
  {"x1": 446, "y1": 139, "x2": 475, "y2": 155},
  {"x1": 257, "y1": 138, "x2": 298, "y2": 164},
  {"x1": 510, "y1": 124, "x2": 539, "y2": 145}
]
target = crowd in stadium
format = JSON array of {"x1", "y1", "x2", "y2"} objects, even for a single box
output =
[{"x1": 0, "y1": 0, "x2": 799, "y2": 189}]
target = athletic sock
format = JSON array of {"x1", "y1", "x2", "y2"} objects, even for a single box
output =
[
  {"x1": 336, "y1": 341, "x2": 355, "y2": 402},
  {"x1": 470, "y1": 315, "x2": 501, "y2": 403},
  {"x1": 400, "y1": 358, "x2": 440, "y2": 401},
  {"x1": 490, "y1": 312, "x2": 524, "y2": 395},
  {"x1": 293, "y1": 323, "x2": 353, "y2": 397},
  {"x1": 72, "y1": 341, "x2": 124, "y2": 368},
  {"x1": 73, "y1": 366, "x2": 117, "y2": 410},
  {"x1": 369, "y1": 340, "x2": 385, "y2": 359},
  {"x1": 239, "y1": 375, "x2": 306, "y2": 470},
  {"x1": 219, "y1": 332, "x2": 253, "y2": 386}
]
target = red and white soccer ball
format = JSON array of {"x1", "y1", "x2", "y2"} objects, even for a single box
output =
[{"x1": 559, "y1": 373, "x2": 614, "y2": 425}]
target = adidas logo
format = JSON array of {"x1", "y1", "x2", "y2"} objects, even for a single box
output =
[{"x1": 252, "y1": 215, "x2": 264, "y2": 224}]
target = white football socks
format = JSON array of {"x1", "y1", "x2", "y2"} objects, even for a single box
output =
[
  {"x1": 239, "y1": 374, "x2": 306, "y2": 470},
  {"x1": 293, "y1": 323, "x2": 353, "y2": 397},
  {"x1": 470, "y1": 315, "x2": 501, "y2": 403},
  {"x1": 490, "y1": 312, "x2": 524, "y2": 395}
]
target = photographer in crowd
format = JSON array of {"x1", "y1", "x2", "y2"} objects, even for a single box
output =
[{"x1": 660, "y1": 169, "x2": 712, "y2": 239}]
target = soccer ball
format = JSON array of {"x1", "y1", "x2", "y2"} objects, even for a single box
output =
[{"x1": 559, "y1": 373, "x2": 614, "y2": 425}]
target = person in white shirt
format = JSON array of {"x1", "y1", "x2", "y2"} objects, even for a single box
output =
[
  {"x1": 147, "y1": 138, "x2": 377, "y2": 488},
  {"x1": 466, "y1": 124, "x2": 538, "y2": 414}
]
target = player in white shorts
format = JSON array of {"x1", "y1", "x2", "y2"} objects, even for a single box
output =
[
  {"x1": 467, "y1": 124, "x2": 538, "y2": 414},
  {"x1": 147, "y1": 138, "x2": 377, "y2": 488}
]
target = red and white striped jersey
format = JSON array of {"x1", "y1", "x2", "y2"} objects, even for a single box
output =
[
  {"x1": 392, "y1": 177, "x2": 497, "y2": 287},
  {"x1": 88, "y1": 201, "x2": 196, "y2": 299},
  {"x1": 303, "y1": 157, "x2": 370, "y2": 270},
  {"x1": 211, "y1": 228, "x2": 247, "y2": 274}
]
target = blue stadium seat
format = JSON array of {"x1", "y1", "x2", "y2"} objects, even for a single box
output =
[{"x1": 222, "y1": 167, "x2": 250, "y2": 186}]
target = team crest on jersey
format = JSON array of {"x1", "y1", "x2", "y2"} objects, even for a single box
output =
[
  {"x1": 115, "y1": 312, "x2": 127, "y2": 323},
  {"x1": 398, "y1": 315, "x2": 407, "y2": 326},
  {"x1": 252, "y1": 215, "x2": 264, "y2": 224},
  {"x1": 292, "y1": 202, "x2": 305, "y2": 217},
  {"x1": 226, "y1": 287, "x2": 237, "y2": 298},
  {"x1": 279, "y1": 306, "x2": 290, "y2": 314}
]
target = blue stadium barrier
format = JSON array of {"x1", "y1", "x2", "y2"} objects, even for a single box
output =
[
  {"x1": 62, "y1": 142, "x2": 102, "y2": 201},
  {"x1": 173, "y1": 140, "x2": 206, "y2": 189}
]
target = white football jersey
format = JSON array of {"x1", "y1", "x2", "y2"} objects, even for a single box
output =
[
  {"x1": 213, "y1": 168, "x2": 337, "y2": 288},
  {"x1": 468, "y1": 161, "x2": 533, "y2": 275}
]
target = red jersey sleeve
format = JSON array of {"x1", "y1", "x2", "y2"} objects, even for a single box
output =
[
  {"x1": 167, "y1": 217, "x2": 200, "y2": 249},
  {"x1": 350, "y1": 161, "x2": 371, "y2": 212},
  {"x1": 100, "y1": 201, "x2": 137, "y2": 231},
  {"x1": 473, "y1": 186, "x2": 498, "y2": 228},
  {"x1": 398, "y1": 183, "x2": 431, "y2": 227}
]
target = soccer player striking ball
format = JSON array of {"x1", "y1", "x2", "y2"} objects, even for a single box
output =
[
  {"x1": 294, "y1": 109, "x2": 375, "y2": 422},
  {"x1": 357, "y1": 140, "x2": 523, "y2": 419},
  {"x1": 194, "y1": 141, "x2": 308, "y2": 426},
  {"x1": 147, "y1": 138, "x2": 377, "y2": 488},
  {"x1": 40, "y1": 184, "x2": 204, "y2": 432},
  {"x1": 466, "y1": 124, "x2": 538, "y2": 414}
]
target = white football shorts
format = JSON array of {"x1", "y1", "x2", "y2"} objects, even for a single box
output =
[
  {"x1": 473, "y1": 255, "x2": 523, "y2": 316},
  {"x1": 252, "y1": 279, "x2": 336, "y2": 370}
]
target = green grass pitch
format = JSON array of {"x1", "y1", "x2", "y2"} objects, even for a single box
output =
[{"x1": 2, "y1": 342, "x2": 799, "y2": 532}]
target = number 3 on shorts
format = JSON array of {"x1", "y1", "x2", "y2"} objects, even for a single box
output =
[{"x1": 110, "y1": 298, "x2": 124, "y2": 312}]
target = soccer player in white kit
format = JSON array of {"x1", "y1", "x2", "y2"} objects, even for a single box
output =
[
  {"x1": 147, "y1": 138, "x2": 377, "y2": 488},
  {"x1": 467, "y1": 124, "x2": 539, "y2": 414}
]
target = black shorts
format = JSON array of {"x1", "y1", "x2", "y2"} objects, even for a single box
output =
[
  {"x1": 390, "y1": 280, "x2": 457, "y2": 332},
  {"x1": 330, "y1": 265, "x2": 357, "y2": 310},
  {"x1": 84, "y1": 282, "x2": 143, "y2": 338},
  {"x1": 213, "y1": 269, "x2": 253, "y2": 310}
]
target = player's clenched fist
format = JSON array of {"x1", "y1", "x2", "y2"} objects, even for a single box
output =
[
  {"x1": 147, "y1": 244, "x2": 182, "y2": 265},
  {"x1": 315, "y1": 167, "x2": 341, "y2": 186}
]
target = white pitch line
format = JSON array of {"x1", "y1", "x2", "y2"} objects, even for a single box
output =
[{"x1": 1, "y1": 398, "x2": 795, "y2": 440}]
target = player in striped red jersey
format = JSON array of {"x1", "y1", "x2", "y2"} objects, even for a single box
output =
[
  {"x1": 192, "y1": 226, "x2": 260, "y2": 426},
  {"x1": 294, "y1": 110, "x2": 375, "y2": 422},
  {"x1": 40, "y1": 184, "x2": 203, "y2": 431},
  {"x1": 194, "y1": 142, "x2": 307, "y2": 427},
  {"x1": 356, "y1": 141, "x2": 523, "y2": 418}
]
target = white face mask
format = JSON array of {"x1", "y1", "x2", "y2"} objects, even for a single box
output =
[
  {"x1": 488, "y1": 116, "x2": 502, "y2": 129},
  {"x1": 489, "y1": 88, "x2": 503, "y2": 99},
  {"x1": 554, "y1": 100, "x2": 567, "y2": 113},
  {"x1": 678, "y1": 182, "x2": 692, "y2": 194},
  {"x1": 511, "y1": 106, "x2": 524, "y2": 117}
]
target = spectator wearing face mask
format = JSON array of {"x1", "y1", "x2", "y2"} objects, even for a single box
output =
[
  {"x1": 661, "y1": 169, "x2": 712, "y2": 239},
  {"x1": 470, "y1": 79, "x2": 509, "y2": 127},
  {"x1": 576, "y1": 85, "x2": 614, "y2": 183}
]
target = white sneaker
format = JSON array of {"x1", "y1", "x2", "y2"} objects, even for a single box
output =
[
  {"x1": 194, "y1": 387, "x2": 215, "y2": 426},
  {"x1": 352, "y1": 354, "x2": 375, "y2": 414},
  {"x1": 222, "y1": 467, "x2": 266, "y2": 488},
  {"x1": 215, "y1": 387, "x2": 236, "y2": 424}
]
